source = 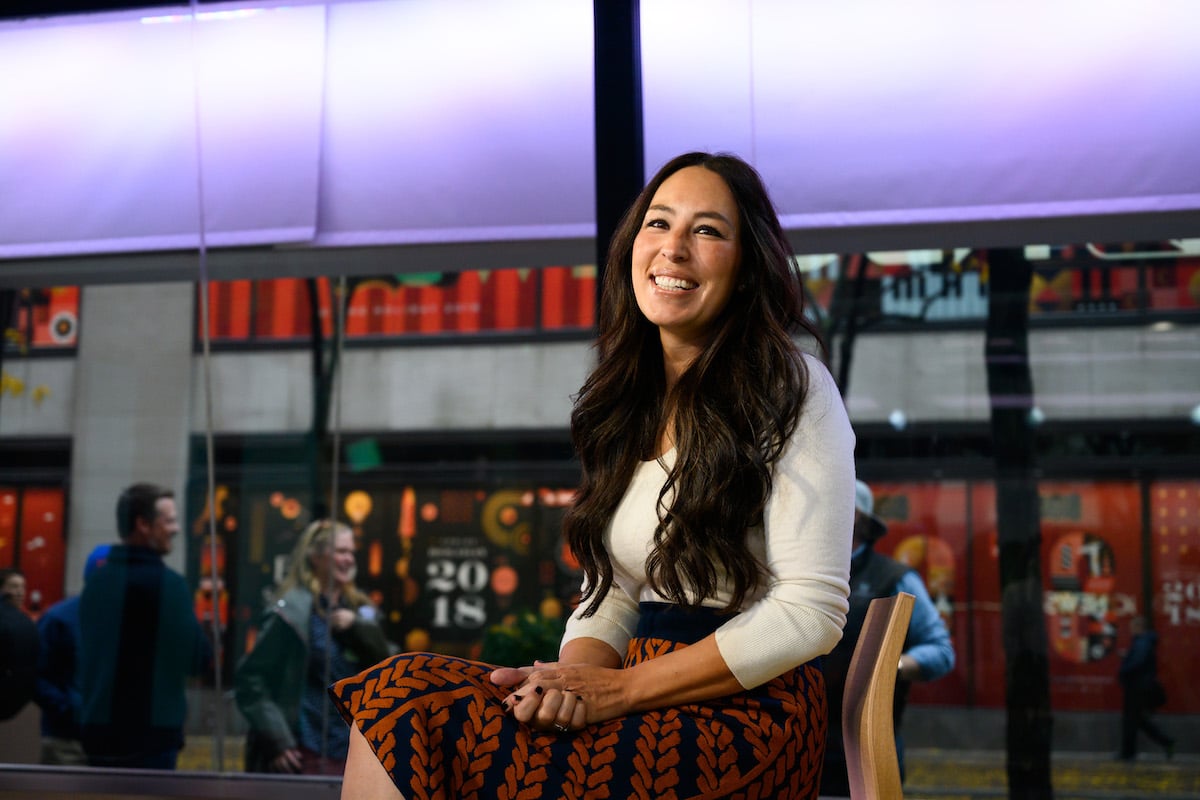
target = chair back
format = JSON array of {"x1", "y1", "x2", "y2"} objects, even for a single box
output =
[{"x1": 842, "y1": 592, "x2": 915, "y2": 800}]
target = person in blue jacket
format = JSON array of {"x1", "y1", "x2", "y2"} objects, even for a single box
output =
[
  {"x1": 820, "y1": 480, "x2": 956, "y2": 796},
  {"x1": 34, "y1": 544, "x2": 111, "y2": 765}
]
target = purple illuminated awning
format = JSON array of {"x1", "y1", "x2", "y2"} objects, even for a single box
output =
[{"x1": 1, "y1": 0, "x2": 1197, "y2": 278}]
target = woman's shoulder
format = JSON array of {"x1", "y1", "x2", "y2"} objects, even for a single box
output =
[
  {"x1": 269, "y1": 587, "x2": 314, "y2": 621},
  {"x1": 797, "y1": 351, "x2": 841, "y2": 414},
  {"x1": 779, "y1": 351, "x2": 853, "y2": 459}
]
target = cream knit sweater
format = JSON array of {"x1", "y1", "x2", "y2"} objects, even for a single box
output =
[{"x1": 561, "y1": 354, "x2": 856, "y2": 689}]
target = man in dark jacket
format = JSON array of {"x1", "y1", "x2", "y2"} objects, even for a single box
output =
[{"x1": 79, "y1": 482, "x2": 212, "y2": 769}]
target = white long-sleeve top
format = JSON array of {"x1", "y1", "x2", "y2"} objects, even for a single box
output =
[{"x1": 561, "y1": 354, "x2": 856, "y2": 689}]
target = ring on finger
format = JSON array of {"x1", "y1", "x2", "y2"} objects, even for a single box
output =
[{"x1": 553, "y1": 723, "x2": 569, "y2": 733}]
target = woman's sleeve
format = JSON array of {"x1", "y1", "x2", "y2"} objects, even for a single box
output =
[
  {"x1": 714, "y1": 355, "x2": 856, "y2": 689},
  {"x1": 559, "y1": 579, "x2": 640, "y2": 660},
  {"x1": 234, "y1": 614, "x2": 298, "y2": 756}
]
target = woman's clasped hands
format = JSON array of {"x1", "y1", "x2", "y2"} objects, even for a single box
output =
[{"x1": 489, "y1": 661, "x2": 631, "y2": 734}]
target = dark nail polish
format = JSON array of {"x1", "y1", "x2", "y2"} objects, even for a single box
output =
[
  {"x1": 513, "y1": 694, "x2": 523, "y2": 702},
  {"x1": 534, "y1": 686, "x2": 544, "y2": 695}
]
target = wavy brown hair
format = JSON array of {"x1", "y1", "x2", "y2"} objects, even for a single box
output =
[{"x1": 566, "y1": 152, "x2": 825, "y2": 617}]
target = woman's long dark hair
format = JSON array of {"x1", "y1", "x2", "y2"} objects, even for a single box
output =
[{"x1": 565, "y1": 152, "x2": 825, "y2": 617}]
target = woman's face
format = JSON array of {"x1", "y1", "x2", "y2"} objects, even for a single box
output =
[
  {"x1": 312, "y1": 528, "x2": 357, "y2": 587},
  {"x1": 631, "y1": 166, "x2": 742, "y2": 347}
]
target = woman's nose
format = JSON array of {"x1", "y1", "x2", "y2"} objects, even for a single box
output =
[{"x1": 662, "y1": 232, "x2": 689, "y2": 261}]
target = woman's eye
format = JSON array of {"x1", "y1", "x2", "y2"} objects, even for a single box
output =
[
  {"x1": 645, "y1": 218, "x2": 668, "y2": 230},
  {"x1": 696, "y1": 225, "x2": 724, "y2": 237}
]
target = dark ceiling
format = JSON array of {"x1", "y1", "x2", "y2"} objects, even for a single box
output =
[{"x1": 0, "y1": 1, "x2": 222, "y2": 20}]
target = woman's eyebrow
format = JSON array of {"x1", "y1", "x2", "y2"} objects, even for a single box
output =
[
  {"x1": 647, "y1": 204, "x2": 734, "y2": 227},
  {"x1": 695, "y1": 210, "x2": 734, "y2": 227}
]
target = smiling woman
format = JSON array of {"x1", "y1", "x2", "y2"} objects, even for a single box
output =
[
  {"x1": 631, "y1": 165, "x2": 742, "y2": 368},
  {"x1": 331, "y1": 153, "x2": 856, "y2": 800},
  {"x1": 234, "y1": 520, "x2": 389, "y2": 777}
]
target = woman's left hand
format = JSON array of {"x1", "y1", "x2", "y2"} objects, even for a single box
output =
[{"x1": 490, "y1": 661, "x2": 631, "y2": 732}]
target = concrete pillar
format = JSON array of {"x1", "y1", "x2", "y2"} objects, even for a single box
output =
[{"x1": 65, "y1": 282, "x2": 194, "y2": 594}]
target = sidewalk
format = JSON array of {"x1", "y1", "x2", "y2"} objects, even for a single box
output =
[{"x1": 906, "y1": 748, "x2": 1200, "y2": 799}]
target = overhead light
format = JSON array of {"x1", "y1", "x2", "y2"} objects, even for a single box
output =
[
  {"x1": 141, "y1": 8, "x2": 264, "y2": 24},
  {"x1": 1149, "y1": 321, "x2": 1177, "y2": 333},
  {"x1": 888, "y1": 409, "x2": 907, "y2": 431}
]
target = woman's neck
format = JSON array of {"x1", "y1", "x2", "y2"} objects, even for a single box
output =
[{"x1": 658, "y1": 327, "x2": 709, "y2": 389}]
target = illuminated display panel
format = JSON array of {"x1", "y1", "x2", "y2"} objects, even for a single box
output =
[
  {"x1": 0, "y1": 486, "x2": 67, "y2": 616},
  {"x1": 969, "y1": 481, "x2": 1146, "y2": 712},
  {"x1": 2, "y1": 288, "x2": 79, "y2": 355},
  {"x1": 1150, "y1": 481, "x2": 1200, "y2": 715},
  {"x1": 199, "y1": 266, "x2": 596, "y2": 344}
]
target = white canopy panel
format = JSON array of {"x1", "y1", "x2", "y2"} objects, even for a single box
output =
[
  {"x1": 1, "y1": 0, "x2": 1197, "y2": 278},
  {"x1": 643, "y1": 0, "x2": 1200, "y2": 249},
  {"x1": 0, "y1": 3, "x2": 326, "y2": 258}
]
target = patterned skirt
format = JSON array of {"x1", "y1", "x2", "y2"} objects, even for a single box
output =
[{"x1": 329, "y1": 603, "x2": 827, "y2": 800}]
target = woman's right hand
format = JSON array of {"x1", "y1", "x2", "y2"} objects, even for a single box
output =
[
  {"x1": 269, "y1": 747, "x2": 303, "y2": 773},
  {"x1": 490, "y1": 639, "x2": 625, "y2": 733},
  {"x1": 492, "y1": 663, "x2": 587, "y2": 733},
  {"x1": 507, "y1": 682, "x2": 589, "y2": 733}
]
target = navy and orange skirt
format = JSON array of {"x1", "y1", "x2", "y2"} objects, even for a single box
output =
[{"x1": 329, "y1": 603, "x2": 827, "y2": 799}]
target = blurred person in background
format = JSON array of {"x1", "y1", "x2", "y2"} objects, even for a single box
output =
[
  {"x1": 820, "y1": 480, "x2": 955, "y2": 797},
  {"x1": 235, "y1": 519, "x2": 388, "y2": 775},
  {"x1": 79, "y1": 482, "x2": 212, "y2": 769},
  {"x1": 34, "y1": 544, "x2": 111, "y2": 765},
  {"x1": 1117, "y1": 615, "x2": 1174, "y2": 761},
  {"x1": 0, "y1": 567, "x2": 38, "y2": 721},
  {"x1": 1, "y1": 569, "x2": 27, "y2": 613}
]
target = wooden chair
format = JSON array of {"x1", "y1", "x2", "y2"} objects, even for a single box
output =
[{"x1": 839, "y1": 592, "x2": 915, "y2": 800}]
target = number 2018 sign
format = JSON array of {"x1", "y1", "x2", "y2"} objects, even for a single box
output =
[{"x1": 425, "y1": 557, "x2": 488, "y2": 629}]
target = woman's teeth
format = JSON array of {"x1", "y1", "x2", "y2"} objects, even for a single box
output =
[{"x1": 654, "y1": 275, "x2": 697, "y2": 290}]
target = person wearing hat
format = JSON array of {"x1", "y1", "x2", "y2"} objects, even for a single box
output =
[
  {"x1": 819, "y1": 479, "x2": 955, "y2": 797},
  {"x1": 34, "y1": 544, "x2": 112, "y2": 765}
]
